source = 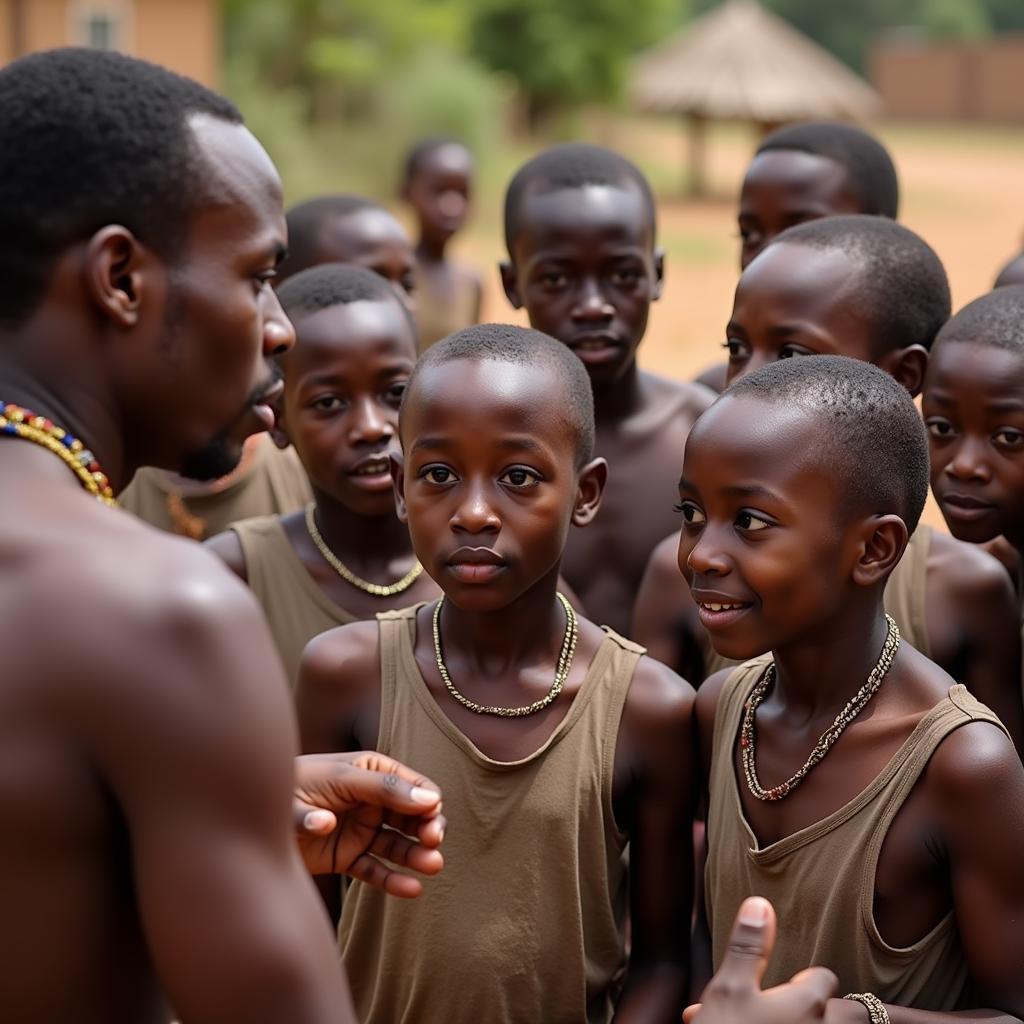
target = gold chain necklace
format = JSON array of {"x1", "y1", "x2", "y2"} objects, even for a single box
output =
[
  {"x1": 741, "y1": 614, "x2": 901, "y2": 802},
  {"x1": 432, "y1": 593, "x2": 578, "y2": 717},
  {"x1": 0, "y1": 402, "x2": 117, "y2": 507},
  {"x1": 304, "y1": 503, "x2": 423, "y2": 597}
]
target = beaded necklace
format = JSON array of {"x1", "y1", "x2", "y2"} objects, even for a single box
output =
[
  {"x1": 740, "y1": 615, "x2": 901, "y2": 801},
  {"x1": 432, "y1": 593, "x2": 578, "y2": 718},
  {"x1": 0, "y1": 401, "x2": 117, "y2": 507}
]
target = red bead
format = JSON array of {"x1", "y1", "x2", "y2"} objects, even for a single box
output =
[
  {"x1": 740, "y1": 736, "x2": 749, "y2": 748},
  {"x1": 87, "y1": 461, "x2": 100, "y2": 473}
]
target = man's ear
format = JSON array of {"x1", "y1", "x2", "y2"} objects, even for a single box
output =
[
  {"x1": 390, "y1": 450, "x2": 409, "y2": 524},
  {"x1": 84, "y1": 225, "x2": 152, "y2": 328},
  {"x1": 572, "y1": 457, "x2": 608, "y2": 528},
  {"x1": 851, "y1": 513, "x2": 909, "y2": 588},
  {"x1": 877, "y1": 344, "x2": 928, "y2": 398},
  {"x1": 500, "y1": 260, "x2": 523, "y2": 309},
  {"x1": 652, "y1": 248, "x2": 665, "y2": 301}
]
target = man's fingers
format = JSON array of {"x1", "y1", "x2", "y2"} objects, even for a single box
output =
[
  {"x1": 293, "y1": 799, "x2": 336, "y2": 836},
  {"x1": 347, "y1": 851, "x2": 425, "y2": 899},
  {"x1": 708, "y1": 897, "x2": 776, "y2": 992},
  {"x1": 347, "y1": 753, "x2": 443, "y2": 808},
  {"x1": 368, "y1": 828, "x2": 445, "y2": 877}
]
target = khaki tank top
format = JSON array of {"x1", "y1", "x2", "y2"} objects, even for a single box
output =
[
  {"x1": 700, "y1": 525, "x2": 932, "y2": 678},
  {"x1": 413, "y1": 265, "x2": 479, "y2": 351},
  {"x1": 706, "y1": 656, "x2": 1007, "y2": 1009},
  {"x1": 231, "y1": 515, "x2": 357, "y2": 686},
  {"x1": 339, "y1": 605, "x2": 643, "y2": 1024},
  {"x1": 119, "y1": 436, "x2": 311, "y2": 540}
]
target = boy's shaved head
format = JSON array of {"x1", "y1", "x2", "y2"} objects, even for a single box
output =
[
  {"x1": 768, "y1": 215, "x2": 950, "y2": 354},
  {"x1": 280, "y1": 194, "x2": 390, "y2": 280},
  {"x1": 277, "y1": 262, "x2": 409, "y2": 321},
  {"x1": 934, "y1": 285, "x2": 1024, "y2": 355},
  {"x1": 0, "y1": 46, "x2": 242, "y2": 328},
  {"x1": 756, "y1": 121, "x2": 899, "y2": 219},
  {"x1": 405, "y1": 323, "x2": 596, "y2": 466},
  {"x1": 504, "y1": 143, "x2": 656, "y2": 250},
  {"x1": 727, "y1": 355, "x2": 929, "y2": 532}
]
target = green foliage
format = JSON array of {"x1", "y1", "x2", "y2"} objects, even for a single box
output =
[{"x1": 469, "y1": 0, "x2": 680, "y2": 125}]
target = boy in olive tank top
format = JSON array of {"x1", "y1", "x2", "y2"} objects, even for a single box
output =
[
  {"x1": 207, "y1": 265, "x2": 440, "y2": 684},
  {"x1": 297, "y1": 324, "x2": 696, "y2": 1023},
  {"x1": 685, "y1": 357, "x2": 1024, "y2": 1019},
  {"x1": 634, "y1": 217, "x2": 1023, "y2": 748}
]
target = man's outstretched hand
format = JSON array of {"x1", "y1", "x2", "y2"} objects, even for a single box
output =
[
  {"x1": 293, "y1": 752, "x2": 446, "y2": 898},
  {"x1": 684, "y1": 898, "x2": 836, "y2": 1024}
]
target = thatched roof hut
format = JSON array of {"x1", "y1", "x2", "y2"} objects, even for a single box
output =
[{"x1": 631, "y1": 0, "x2": 882, "y2": 193}]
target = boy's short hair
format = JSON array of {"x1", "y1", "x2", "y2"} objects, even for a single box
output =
[
  {"x1": 727, "y1": 355, "x2": 929, "y2": 534},
  {"x1": 280, "y1": 194, "x2": 387, "y2": 281},
  {"x1": 503, "y1": 143, "x2": 656, "y2": 251},
  {"x1": 755, "y1": 121, "x2": 899, "y2": 219},
  {"x1": 403, "y1": 323, "x2": 596, "y2": 467},
  {"x1": 402, "y1": 136, "x2": 469, "y2": 186},
  {"x1": 934, "y1": 285, "x2": 1024, "y2": 356},
  {"x1": 993, "y1": 253, "x2": 1024, "y2": 290},
  {"x1": 0, "y1": 47, "x2": 242, "y2": 328},
  {"x1": 277, "y1": 262, "x2": 417, "y2": 338},
  {"x1": 768, "y1": 215, "x2": 951, "y2": 354}
]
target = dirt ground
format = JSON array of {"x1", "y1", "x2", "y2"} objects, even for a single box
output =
[{"x1": 454, "y1": 116, "x2": 1024, "y2": 530}]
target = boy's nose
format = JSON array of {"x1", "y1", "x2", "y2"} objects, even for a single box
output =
[
  {"x1": 944, "y1": 439, "x2": 991, "y2": 482},
  {"x1": 451, "y1": 482, "x2": 500, "y2": 534},
  {"x1": 349, "y1": 399, "x2": 393, "y2": 445},
  {"x1": 684, "y1": 529, "x2": 731, "y2": 578},
  {"x1": 571, "y1": 279, "x2": 614, "y2": 322}
]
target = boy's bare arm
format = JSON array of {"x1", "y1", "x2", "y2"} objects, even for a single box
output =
[
  {"x1": 613, "y1": 659, "x2": 697, "y2": 1022},
  {"x1": 82, "y1": 558, "x2": 354, "y2": 1024},
  {"x1": 632, "y1": 533, "x2": 705, "y2": 683}
]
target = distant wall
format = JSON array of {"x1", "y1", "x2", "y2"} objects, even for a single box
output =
[
  {"x1": 0, "y1": 0, "x2": 219, "y2": 86},
  {"x1": 870, "y1": 33, "x2": 1024, "y2": 122}
]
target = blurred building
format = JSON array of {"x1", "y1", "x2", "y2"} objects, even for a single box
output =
[
  {"x1": 0, "y1": 0, "x2": 219, "y2": 85},
  {"x1": 871, "y1": 31, "x2": 1024, "y2": 122}
]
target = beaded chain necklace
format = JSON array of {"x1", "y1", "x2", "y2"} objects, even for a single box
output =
[
  {"x1": 305, "y1": 503, "x2": 423, "y2": 597},
  {"x1": 740, "y1": 614, "x2": 901, "y2": 802},
  {"x1": 0, "y1": 401, "x2": 117, "y2": 507},
  {"x1": 432, "y1": 592, "x2": 578, "y2": 718}
]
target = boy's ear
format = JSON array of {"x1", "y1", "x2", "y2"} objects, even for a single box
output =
[
  {"x1": 851, "y1": 513, "x2": 909, "y2": 588},
  {"x1": 499, "y1": 260, "x2": 523, "y2": 309},
  {"x1": 651, "y1": 248, "x2": 665, "y2": 301},
  {"x1": 572, "y1": 457, "x2": 608, "y2": 528},
  {"x1": 877, "y1": 344, "x2": 928, "y2": 398},
  {"x1": 389, "y1": 450, "x2": 409, "y2": 523},
  {"x1": 85, "y1": 225, "x2": 150, "y2": 328}
]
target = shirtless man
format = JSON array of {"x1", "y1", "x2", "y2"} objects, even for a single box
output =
[{"x1": 0, "y1": 47, "x2": 426, "y2": 1023}]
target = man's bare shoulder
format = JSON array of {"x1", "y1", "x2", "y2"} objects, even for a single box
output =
[{"x1": 640, "y1": 370, "x2": 716, "y2": 422}]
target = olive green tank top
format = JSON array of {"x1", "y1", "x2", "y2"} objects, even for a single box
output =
[
  {"x1": 700, "y1": 525, "x2": 932, "y2": 678},
  {"x1": 230, "y1": 515, "x2": 356, "y2": 687},
  {"x1": 120, "y1": 436, "x2": 311, "y2": 540},
  {"x1": 339, "y1": 605, "x2": 643, "y2": 1024},
  {"x1": 706, "y1": 655, "x2": 1006, "y2": 1009}
]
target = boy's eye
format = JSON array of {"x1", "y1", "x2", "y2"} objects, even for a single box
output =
[
  {"x1": 312, "y1": 395, "x2": 344, "y2": 412},
  {"x1": 401, "y1": 275, "x2": 416, "y2": 296},
  {"x1": 994, "y1": 428, "x2": 1024, "y2": 450},
  {"x1": 925, "y1": 417, "x2": 955, "y2": 439},
  {"x1": 500, "y1": 466, "x2": 541, "y2": 488},
  {"x1": 723, "y1": 337, "x2": 749, "y2": 360},
  {"x1": 675, "y1": 501, "x2": 706, "y2": 526},
  {"x1": 253, "y1": 270, "x2": 276, "y2": 294},
  {"x1": 611, "y1": 267, "x2": 643, "y2": 286},
  {"x1": 539, "y1": 271, "x2": 568, "y2": 288},
  {"x1": 384, "y1": 382, "x2": 408, "y2": 406},
  {"x1": 779, "y1": 345, "x2": 814, "y2": 360},
  {"x1": 736, "y1": 510, "x2": 771, "y2": 532},
  {"x1": 422, "y1": 465, "x2": 457, "y2": 485}
]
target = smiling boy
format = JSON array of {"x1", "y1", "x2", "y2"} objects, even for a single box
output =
[
  {"x1": 687, "y1": 357, "x2": 1024, "y2": 1019},
  {"x1": 206, "y1": 264, "x2": 439, "y2": 684},
  {"x1": 501, "y1": 144, "x2": 713, "y2": 634},
  {"x1": 297, "y1": 324, "x2": 695, "y2": 1023},
  {"x1": 634, "y1": 217, "x2": 1021, "y2": 744}
]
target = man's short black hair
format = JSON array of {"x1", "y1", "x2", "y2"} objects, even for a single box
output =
[
  {"x1": 726, "y1": 355, "x2": 929, "y2": 534},
  {"x1": 768, "y1": 215, "x2": 951, "y2": 354},
  {"x1": 402, "y1": 137, "x2": 471, "y2": 187},
  {"x1": 277, "y1": 262, "x2": 416, "y2": 338},
  {"x1": 993, "y1": 253, "x2": 1024, "y2": 290},
  {"x1": 756, "y1": 121, "x2": 899, "y2": 219},
  {"x1": 934, "y1": 285, "x2": 1024, "y2": 357},
  {"x1": 503, "y1": 143, "x2": 656, "y2": 252},
  {"x1": 279, "y1": 195, "x2": 388, "y2": 282},
  {"x1": 0, "y1": 47, "x2": 242, "y2": 328},
  {"x1": 403, "y1": 323, "x2": 595, "y2": 467}
]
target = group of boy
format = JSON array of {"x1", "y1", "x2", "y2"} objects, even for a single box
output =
[{"x1": 3, "y1": 43, "x2": 1024, "y2": 1024}]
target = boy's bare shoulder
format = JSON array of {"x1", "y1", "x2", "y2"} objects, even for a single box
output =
[
  {"x1": 622, "y1": 647, "x2": 696, "y2": 731},
  {"x1": 299, "y1": 619, "x2": 382, "y2": 696},
  {"x1": 642, "y1": 371, "x2": 716, "y2": 421},
  {"x1": 928, "y1": 528, "x2": 1016, "y2": 604}
]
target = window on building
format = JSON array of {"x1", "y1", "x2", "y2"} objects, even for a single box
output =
[
  {"x1": 85, "y1": 15, "x2": 118, "y2": 49},
  {"x1": 71, "y1": 3, "x2": 130, "y2": 51}
]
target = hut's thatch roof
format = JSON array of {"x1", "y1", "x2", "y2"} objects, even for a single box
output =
[{"x1": 631, "y1": 0, "x2": 881, "y2": 123}]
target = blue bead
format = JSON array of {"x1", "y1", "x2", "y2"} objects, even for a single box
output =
[
  {"x1": 3, "y1": 423, "x2": 17, "y2": 434},
  {"x1": 63, "y1": 434, "x2": 76, "y2": 448}
]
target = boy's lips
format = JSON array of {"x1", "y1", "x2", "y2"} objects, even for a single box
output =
[
  {"x1": 446, "y1": 547, "x2": 507, "y2": 584},
  {"x1": 568, "y1": 332, "x2": 625, "y2": 366},
  {"x1": 345, "y1": 453, "x2": 394, "y2": 491},
  {"x1": 937, "y1": 491, "x2": 998, "y2": 521},
  {"x1": 691, "y1": 588, "x2": 754, "y2": 631}
]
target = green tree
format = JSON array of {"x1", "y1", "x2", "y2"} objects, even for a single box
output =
[{"x1": 469, "y1": 0, "x2": 679, "y2": 127}]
